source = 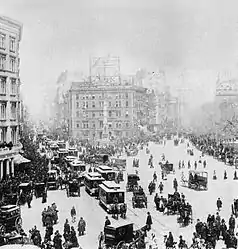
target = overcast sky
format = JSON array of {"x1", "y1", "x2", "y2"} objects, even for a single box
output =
[{"x1": 2, "y1": 0, "x2": 238, "y2": 119}]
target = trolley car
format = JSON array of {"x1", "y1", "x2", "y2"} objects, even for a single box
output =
[
  {"x1": 96, "y1": 165, "x2": 116, "y2": 181},
  {"x1": 84, "y1": 172, "x2": 105, "y2": 196},
  {"x1": 99, "y1": 181, "x2": 125, "y2": 213}
]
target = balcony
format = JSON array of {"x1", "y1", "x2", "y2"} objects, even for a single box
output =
[{"x1": 0, "y1": 142, "x2": 22, "y2": 158}]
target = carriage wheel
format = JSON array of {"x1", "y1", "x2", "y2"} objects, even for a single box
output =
[
  {"x1": 116, "y1": 240, "x2": 126, "y2": 249},
  {"x1": 15, "y1": 217, "x2": 22, "y2": 232},
  {"x1": 0, "y1": 224, "x2": 6, "y2": 235}
]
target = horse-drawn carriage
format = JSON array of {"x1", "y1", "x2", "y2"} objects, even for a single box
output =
[
  {"x1": 66, "y1": 179, "x2": 80, "y2": 197},
  {"x1": 181, "y1": 170, "x2": 208, "y2": 191},
  {"x1": 102, "y1": 221, "x2": 147, "y2": 249},
  {"x1": 159, "y1": 161, "x2": 174, "y2": 174},
  {"x1": 126, "y1": 174, "x2": 140, "y2": 192},
  {"x1": 0, "y1": 205, "x2": 22, "y2": 235},
  {"x1": 34, "y1": 183, "x2": 46, "y2": 198},
  {"x1": 132, "y1": 188, "x2": 147, "y2": 208}
]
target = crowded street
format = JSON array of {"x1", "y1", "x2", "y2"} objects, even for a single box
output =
[{"x1": 15, "y1": 138, "x2": 238, "y2": 249}]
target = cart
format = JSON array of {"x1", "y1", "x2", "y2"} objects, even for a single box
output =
[
  {"x1": 0, "y1": 205, "x2": 22, "y2": 235},
  {"x1": 126, "y1": 174, "x2": 140, "y2": 192},
  {"x1": 132, "y1": 190, "x2": 147, "y2": 208},
  {"x1": 187, "y1": 170, "x2": 208, "y2": 191},
  {"x1": 103, "y1": 221, "x2": 147, "y2": 249},
  {"x1": 160, "y1": 162, "x2": 174, "y2": 174}
]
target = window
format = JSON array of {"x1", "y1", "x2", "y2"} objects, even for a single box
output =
[
  {"x1": 76, "y1": 123, "x2": 80, "y2": 128},
  {"x1": 125, "y1": 93, "x2": 128, "y2": 98},
  {"x1": 115, "y1": 101, "x2": 118, "y2": 107},
  {"x1": 0, "y1": 54, "x2": 6, "y2": 70},
  {"x1": 108, "y1": 123, "x2": 112, "y2": 128},
  {"x1": 86, "y1": 95, "x2": 88, "y2": 99},
  {"x1": 1, "y1": 127, "x2": 7, "y2": 142},
  {"x1": 10, "y1": 57, "x2": 16, "y2": 72},
  {"x1": 108, "y1": 101, "x2": 111, "y2": 107},
  {"x1": 10, "y1": 78, "x2": 17, "y2": 95},
  {"x1": 92, "y1": 112, "x2": 95, "y2": 118},
  {"x1": 99, "y1": 101, "x2": 104, "y2": 108},
  {"x1": 11, "y1": 102, "x2": 17, "y2": 120},
  {"x1": 83, "y1": 122, "x2": 89, "y2": 129},
  {"x1": 85, "y1": 112, "x2": 89, "y2": 118},
  {"x1": 109, "y1": 111, "x2": 112, "y2": 117},
  {"x1": 0, "y1": 34, "x2": 6, "y2": 49},
  {"x1": 92, "y1": 95, "x2": 95, "y2": 100},
  {"x1": 76, "y1": 111, "x2": 79, "y2": 118},
  {"x1": 92, "y1": 122, "x2": 96, "y2": 128},
  {"x1": 10, "y1": 37, "x2": 16, "y2": 52},
  {"x1": 126, "y1": 101, "x2": 129, "y2": 107},
  {"x1": 85, "y1": 102, "x2": 88, "y2": 108},
  {"x1": 0, "y1": 102, "x2": 6, "y2": 120},
  {"x1": 118, "y1": 101, "x2": 121, "y2": 107},
  {"x1": 99, "y1": 121, "x2": 103, "y2": 128},
  {"x1": 99, "y1": 111, "x2": 103, "y2": 117},
  {"x1": 126, "y1": 122, "x2": 129, "y2": 128},
  {"x1": 116, "y1": 111, "x2": 121, "y2": 117},
  {"x1": 11, "y1": 127, "x2": 17, "y2": 144},
  {"x1": 125, "y1": 110, "x2": 129, "y2": 118},
  {"x1": 76, "y1": 102, "x2": 79, "y2": 108},
  {"x1": 92, "y1": 101, "x2": 95, "y2": 108},
  {"x1": 76, "y1": 94, "x2": 79, "y2": 100},
  {"x1": 0, "y1": 77, "x2": 6, "y2": 94}
]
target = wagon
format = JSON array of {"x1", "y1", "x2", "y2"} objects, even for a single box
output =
[
  {"x1": 132, "y1": 190, "x2": 147, "y2": 208},
  {"x1": 0, "y1": 205, "x2": 22, "y2": 235},
  {"x1": 126, "y1": 174, "x2": 140, "y2": 192},
  {"x1": 103, "y1": 221, "x2": 147, "y2": 249},
  {"x1": 181, "y1": 170, "x2": 208, "y2": 191},
  {"x1": 160, "y1": 162, "x2": 174, "y2": 174}
]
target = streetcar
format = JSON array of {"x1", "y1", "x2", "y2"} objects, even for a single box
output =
[
  {"x1": 69, "y1": 160, "x2": 86, "y2": 173},
  {"x1": 68, "y1": 147, "x2": 78, "y2": 157},
  {"x1": 96, "y1": 165, "x2": 116, "y2": 181},
  {"x1": 57, "y1": 148, "x2": 68, "y2": 159},
  {"x1": 98, "y1": 181, "x2": 125, "y2": 213},
  {"x1": 47, "y1": 170, "x2": 59, "y2": 190},
  {"x1": 84, "y1": 172, "x2": 105, "y2": 196}
]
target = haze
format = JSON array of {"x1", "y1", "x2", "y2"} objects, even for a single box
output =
[{"x1": 2, "y1": 0, "x2": 238, "y2": 121}]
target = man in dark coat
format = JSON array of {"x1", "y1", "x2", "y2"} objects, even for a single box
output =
[
  {"x1": 229, "y1": 214, "x2": 235, "y2": 233},
  {"x1": 217, "y1": 198, "x2": 222, "y2": 211},
  {"x1": 146, "y1": 212, "x2": 152, "y2": 231}
]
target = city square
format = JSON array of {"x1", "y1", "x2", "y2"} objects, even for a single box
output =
[{"x1": 1, "y1": 1, "x2": 238, "y2": 249}]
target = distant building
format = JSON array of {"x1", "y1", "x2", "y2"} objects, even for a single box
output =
[
  {"x1": 215, "y1": 78, "x2": 238, "y2": 122},
  {"x1": 0, "y1": 16, "x2": 23, "y2": 179},
  {"x1": 66, "y1": 81, "x2": 150, "y2": 141}
]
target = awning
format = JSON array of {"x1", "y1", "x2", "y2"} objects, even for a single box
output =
[{"x1": 13, "y1": 154, "x2": 31, "y2": 164}]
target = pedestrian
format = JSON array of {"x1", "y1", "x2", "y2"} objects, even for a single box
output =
[
  {"x1": 42, "y1": 190, "x2": 47, "y2": 204},
  {"x1": 216, "y1": 198, "x2": 222, "y2": 211},
  {"x1": 213, "y1": 170, "x2": 217, "y2": 180},
  {"x1": 98, "y1": 231, "x2": 104, "y2": 249},
  {"x1": 27, "y1": 194, "x2": 32, "y2": 208},
  {"x1": 104, "y1": 216, "x2": 111, "y2": 228},
  {"x1": 229, "y1": 214, "x2": 235, "y2": 234},
  {"x1": 69, "y1": 226, "x2": 78, "y2": 248},
  {"x1": 188, "y1": 160, "x2": 191, "y2": 169},
  {"x1": 146, "y1": 212, "x2": 153, "y2": 231},
  {"x1": 224, "y1": 170, "x2": 227, "y2": 180},
  {"x1": 194, "y1": 161, "x2": 197, "y2": 170},
  {"x1": 234, "y1": 171, "x2": 238, "y2": 180},
  {"x1": 173, "y1": 178, "x2": 178, "y2": 192},
  {"x1": 53, "y1": 230, "x2": 63, "y2": 249},
  {"x1": 71, "y1": 206, "x2": 76, "y2": 223},
  {"x1": 78, "y1": 217, "x2": 86, "y2": 236},
  {"x1": 158, "y1": 182, "x2": 164, "y2": 194},
  {"x1": 203, "y1": 160, "x2": 206, "y2": 168}
]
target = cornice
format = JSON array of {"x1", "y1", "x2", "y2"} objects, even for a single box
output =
[{"x1": 0, "y1": 16, "x2": 23, "y2": 41}]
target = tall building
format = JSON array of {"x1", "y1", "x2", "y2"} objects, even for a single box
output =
[
  {"x1": 0, "y1": 16, "x2": 23, "y2": 179},
  {"x1": 66, "y1": 80, "x2": 150, "y2": 141}
]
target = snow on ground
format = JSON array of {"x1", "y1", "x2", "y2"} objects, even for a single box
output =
[{"x1": 21, "y1": 140, "x2": 238, "y2": 248}]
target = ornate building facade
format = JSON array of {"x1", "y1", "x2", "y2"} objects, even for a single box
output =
[{"x1": 0, "y1": 16, "x2": 23, "y2": 179}]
